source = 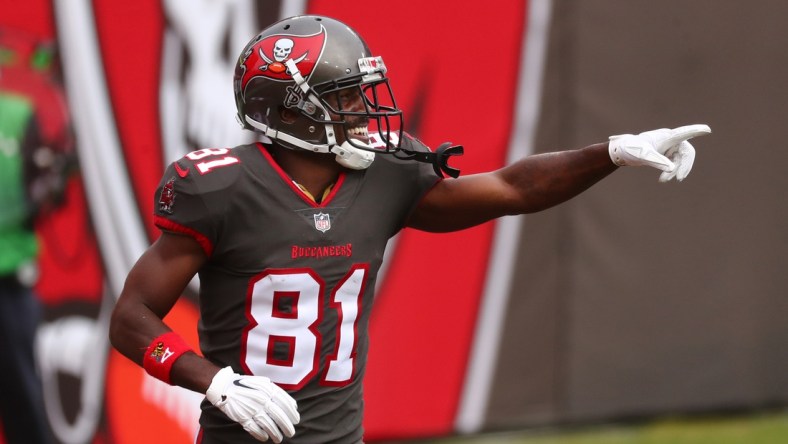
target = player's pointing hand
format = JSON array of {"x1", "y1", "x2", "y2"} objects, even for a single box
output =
[{"x1": 608, "y1": 124, "x2": 712, "y2": 182}]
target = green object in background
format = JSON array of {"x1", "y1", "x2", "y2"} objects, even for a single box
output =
[
  {"x1": 0, "y1": 92, "x2": 39, "y2": 276},
  {"x1": 30, "y1": 44, "x2": 53, "y2": 71}
]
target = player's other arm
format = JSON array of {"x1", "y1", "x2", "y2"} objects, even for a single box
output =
[
  {"x1": 109, "y1": 231, "x2": 218, "y2": 392},
  {"x1": 408, "y1": 142, "x2": 615, "y2": 232},
  {"x1": 109, "y1": 231, "x2": 300, "y2": 442}
]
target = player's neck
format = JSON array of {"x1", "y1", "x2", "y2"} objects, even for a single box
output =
[{"x1": 268, "y1": 145, "x2": 343, "y2": 201}]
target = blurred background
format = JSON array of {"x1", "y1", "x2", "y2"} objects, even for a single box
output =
[{"x1": 0, "y1": 0, "x2": 785, "y2": 443}]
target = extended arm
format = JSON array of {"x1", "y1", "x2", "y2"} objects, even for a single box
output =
[
  {"x1": 408, "y1": 142, "x2": 616, "y2": 232},
  {"x1": 408, "y1": 124, "x2": 711, "y2": 232}
]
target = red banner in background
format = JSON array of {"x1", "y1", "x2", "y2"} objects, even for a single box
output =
[
  {"x1": 306, "y1": 2, "x2": 525, "y2": 440},
  {"x1": 0, "y1": 1, "x2": 526, "y2": 442}
]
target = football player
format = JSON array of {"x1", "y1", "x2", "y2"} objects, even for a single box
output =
[{"x1": 109, "y1": 15, "x2": 710, "y2": 444}]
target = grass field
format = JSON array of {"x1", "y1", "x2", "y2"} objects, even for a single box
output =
[{"x1": 390, "y1": 410, "x2": 788, "y2": 444}]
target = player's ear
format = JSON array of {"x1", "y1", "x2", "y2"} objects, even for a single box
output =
[{"x1": 279, "y1": 106, "x2": 298, "y2": 124}]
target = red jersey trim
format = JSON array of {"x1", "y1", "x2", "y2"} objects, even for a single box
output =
[
  {"x1": 322, "y1": 173, "x2": 345, "y2": 206},
  {"x1": 153, "y1": 215, "x2": 214, "y2": 257},
  {"x1": 257, "y1": 142, "x2": 346, "y2": 207}
]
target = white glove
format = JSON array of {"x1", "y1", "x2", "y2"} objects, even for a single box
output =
[
  {"x1": 206, "y1": 366, "x2": 300, "y2": 442},
  {"x1": 609, "y1": 124, "x2": 711, "y2": 182}
]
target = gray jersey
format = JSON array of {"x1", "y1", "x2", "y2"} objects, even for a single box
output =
[{"x1": 153, "y1": 136, "x2": 438, "y2": 444}]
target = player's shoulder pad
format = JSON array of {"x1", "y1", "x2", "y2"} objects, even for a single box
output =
[{"x1": 166, "y1": 145, "x2": 251, "y2": 195}]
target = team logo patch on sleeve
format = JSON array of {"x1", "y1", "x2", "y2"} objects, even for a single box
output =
[
  {"x1": 158, "y1": 177, "x2": 176, "y2": 214},
  {"x1": 313, "y1": 212, "x2": 331, "y2": 232}
]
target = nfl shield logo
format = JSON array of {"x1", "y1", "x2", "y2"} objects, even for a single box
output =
[{"x1": 313, "y1": 212, "x2": 331, "y2": 233}]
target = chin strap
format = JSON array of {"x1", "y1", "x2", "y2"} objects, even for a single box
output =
[
  {"x1": 396, "y1": 142, "x2": 464, "y2": 178},
  {"x1": 285, "y1": 59, "x2": 338, "y2": 147},
  {"x1": 246, "y1": 114, "x2": 375, "y2": 170},
  {"x1": 245, "y1": 113, "x2": 463, "y2": 176},
  {"x1": 331, "y1": 141, "x2": 375, "y2": 170}
]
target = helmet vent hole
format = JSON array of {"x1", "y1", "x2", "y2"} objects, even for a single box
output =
[{"x1": 284, "y1": 24, "x2": 290, "y2": 30}]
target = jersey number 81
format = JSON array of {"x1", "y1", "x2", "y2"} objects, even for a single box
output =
[{"x1": 242, "y1": 265, "x2": 367, "y2": 390}]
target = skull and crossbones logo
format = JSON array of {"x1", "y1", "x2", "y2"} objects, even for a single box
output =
[
  {"x1": 259, "y1": 37, "x2": 307, "y2": 74},
  {"x1": 273, "y1": 38, "x2": 293, "y2": 61}
]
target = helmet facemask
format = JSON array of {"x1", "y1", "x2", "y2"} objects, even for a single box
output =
[
  {"x1": 272, "y1": 56, "x2": 402, "y2": 170},
  {"x1": 310, "y1": 57, "x2": 402, "y2": 155}
]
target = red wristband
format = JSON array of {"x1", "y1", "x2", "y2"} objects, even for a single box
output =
[{"x1": 143, "y1": 332, "x2": 193, "y2": 385}]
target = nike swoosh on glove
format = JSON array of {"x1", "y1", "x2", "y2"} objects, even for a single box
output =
[
  {"x1": 608, "y1": 124, "x2": 711, "y2": 182},
  {"x1": 206, "y1": 366, "x2": 300, "y2": 443}
]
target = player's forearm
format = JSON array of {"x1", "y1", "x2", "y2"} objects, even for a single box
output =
[
  {"x1": 109, "y1": 297, "x2": 219, "y2": 393},
  {"x1": 499, "y1": 142, "x2": 617, "y2": 214},
  {"x1": 109, "y1": 295, "x2": 168, "y2": 366}
]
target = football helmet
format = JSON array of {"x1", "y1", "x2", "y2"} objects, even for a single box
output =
[
  {"x1": 234, "y1": 15, "x2": 464, "y2": 176},
  {"x1": 234, "y1": 15, "x2": 402, "y2": 170}
]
